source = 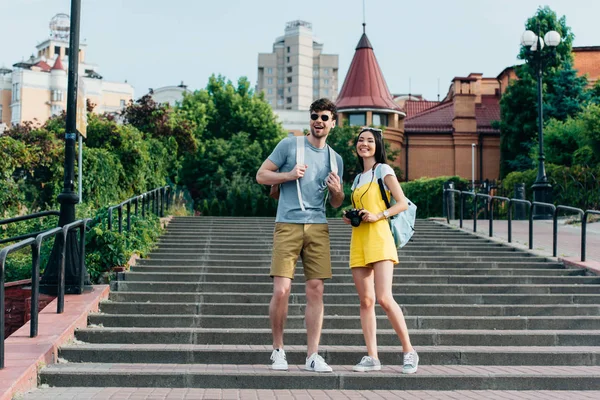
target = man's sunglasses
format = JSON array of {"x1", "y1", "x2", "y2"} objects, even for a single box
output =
[
  {"x1": 360, "y1": 127, "x2": 383, "y2": 135},
  {"x1": 311, "y1": 113, "x2": 330, "y2": 122}
]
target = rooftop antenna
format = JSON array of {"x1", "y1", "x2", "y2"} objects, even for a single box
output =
[
  {"x1": 362, "y1": 0, "x2": 366, "y2": 33},
  {"x1": 408, "y1": 77, "x2": 412, "y2": 99},
  {"x1": 437, "y1": 78, "x2": 440, "y2": 101}
]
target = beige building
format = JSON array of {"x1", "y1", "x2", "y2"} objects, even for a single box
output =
[
  {"x1": 0, "y1": 13, "x2": 133, "y2": 127},
  {"x1": 257, "y1": 20, "x2": 339, "y2": 111}
]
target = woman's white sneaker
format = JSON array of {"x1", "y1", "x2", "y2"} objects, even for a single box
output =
[
  {"x1": 270, "y1": 349, "x2": 288, "y2": 371},
  {"x1": 305, "y1": 353, "x2": 333, "y2": 373},
  {"x1": 402, "y1": 350, "x2": 419, "y2": 374},
  {"x1": 353, "y1": 355, "x2": 382, "y2": 372}
]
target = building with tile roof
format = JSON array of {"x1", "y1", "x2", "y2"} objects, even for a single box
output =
[{"x1": 0, "y1": 13, "x2": 134, "y2": 126}]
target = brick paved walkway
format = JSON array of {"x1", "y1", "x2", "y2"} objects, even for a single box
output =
[{"x1": 19, "y1": 387, "x2": 600, "y2": 399}]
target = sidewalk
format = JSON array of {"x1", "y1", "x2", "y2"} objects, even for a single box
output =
[{"x1": 443, "y1": 218, "x2": 600, "y2": 274}]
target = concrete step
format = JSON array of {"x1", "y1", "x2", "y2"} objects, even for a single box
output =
[
  {"x1": 97, "y1": 302, "x2": 600, "y2": 317},
  {"x1": 111, "y1": 281, "x2": 600, "y2": 295},
  {"x1": 119, "y1": 272, "x2": 600, "y2": 285},
  {"x1": 58, "y1": 344, "x2": 600, "y2": 366},
  {"x1": 145, "y1": 253, "x2": 548, "y2": 263},
  {"x1": 88, "y1": 313, "x2": 600, "y2": 330},
  {"x1": 151, "y1": 248, "x2": 526, "y2": 257},
  {"x1": 135, "y1": 259, "x2": 564, "y2": 268},
  {"x1": 38, "y1": 363, "x2": 600, "y2": 390},
  {"x1": 107, "y1": 291, "x2": 600, "y2": 305},
  {"x1": 129, "y1": 265, "x2": 582, "y2": 276},
  {"x1": 74, "y1": 327, "x2": 600, "y2": 346},
  {"x1": 157, "y1": 242, "x2": 512, "y2": 251}
]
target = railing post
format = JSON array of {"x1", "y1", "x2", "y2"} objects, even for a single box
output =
[
  {"x1": 1, "y1": 253, "x2": 6, "y2": 369},
  {"x1": 57, "y1": 230, "x2": 67, "y2": 314},
  {"x1": 126, "y1": 201, "x2": 131, "y2": 232},
  {"x1": 508, "y1": 201, "x2": 512, "y2": 243},
  {"x1": 31, "y1": 241, "x2": 41, "y2": 338},
  {"x1": 118, "y1": 205, "x2": 123, "y2": 234},
  {"x1": 529, "y1": 203, "x2": 534, "y2": 250},
  {"x1": 142, "y1": 194, "x2": 146, "y2": 218},
  {"x1": 473, "y1": 196, "x2": 478, "y2": 233},
  {"x1": 582, "y1": 211, "x2": 588, "y2": 262},
  {"x1": 489, "y1": 198, "x2": 494, "y2": 237},
  {"x1": 166, "y1": 187, "x2": 171, "y2": 210},
  {"x1": 108, "y1": 208, "x2": 113, "y2": 231},
  {"x1": 78, "y1": 221, "x2": 87, "y2": 293},
  {"x1": 460, "y1": 193, "x2": 464, "y2": 228},
  {"x1": 135, "y1": 196, "x2": 139, "y2": 216},
  {"x1": 160, "y1": 187, "x2": 165, "y2": 217},
  {"x1": 553, "y1": 208, "x2": 558, "y2": 257}
]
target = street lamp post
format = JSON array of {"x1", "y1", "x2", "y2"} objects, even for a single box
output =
[
  {"x1": 520, "y1": 28, "x2": 561, "y2": 219},
  {"x1": 40, "y1": 0, "x2": 91, "y2": 295}
]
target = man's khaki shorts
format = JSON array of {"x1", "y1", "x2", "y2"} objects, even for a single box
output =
[{"x1": 270, "y1": 223, "x2": 332, "y2": 280}]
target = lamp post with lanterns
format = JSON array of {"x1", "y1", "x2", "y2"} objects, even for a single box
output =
[{"x1": 520, "y1": 28, "x2": 561, "y2": 219}]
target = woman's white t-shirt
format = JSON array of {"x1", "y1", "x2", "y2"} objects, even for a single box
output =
[{"x1": 351, "y1": 164, "x2": 396, "y2": 191}]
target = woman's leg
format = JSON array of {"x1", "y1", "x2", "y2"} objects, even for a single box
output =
[
  {"x1": 373, "y1": 260, "x2": 414, "y2": 353},
  {"x1": 351, "y1": 266, "x2": 378, "y2": 359}
]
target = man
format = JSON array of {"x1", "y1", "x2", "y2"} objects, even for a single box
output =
[{"x1": 256, "y1": 98, "x2": 344, "y2": 372}]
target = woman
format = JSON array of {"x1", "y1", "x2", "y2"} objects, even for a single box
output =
[{"x1": 342, "y1": 127, "x2": 418, "y2": 374}]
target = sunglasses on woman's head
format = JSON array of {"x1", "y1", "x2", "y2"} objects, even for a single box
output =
[
  {"x1": 311, "y1": 113, "x2": 330, "y2": 122},
  {"x1": 360, "y1": 127, "x2": 382, "y2": 135}
]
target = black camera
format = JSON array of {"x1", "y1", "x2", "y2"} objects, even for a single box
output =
[{"x1": 345, "y1": 209, "x2": 363, "y2": 227}]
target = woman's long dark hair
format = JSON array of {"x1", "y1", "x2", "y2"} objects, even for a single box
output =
[{"x1": 355, "y1": 128, "x2": 387, "y2": 171}]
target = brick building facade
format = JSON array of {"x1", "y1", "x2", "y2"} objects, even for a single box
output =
[{"x1": 335, "y1": 32, "x2": 600, "y2": 182}]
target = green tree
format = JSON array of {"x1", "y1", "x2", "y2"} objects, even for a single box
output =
[
  {"x1": 543, "y1": 104, "x2": 600, "y2": 167},
  {"x1": 498, "y1": 6, "x2": 588, "y2": 177},
  {"x1": 176, "y1": 75, "x2": 286, "y2": 212}
]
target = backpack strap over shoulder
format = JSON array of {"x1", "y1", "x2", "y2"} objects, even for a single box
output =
[
  {"x1": 327, "y1": 145, "x2": 338, "y2": 175},
  {"x1": 296, "y1": 136, "x2": 306, "y2": 211},
  {"x1": 375, "y1": 164, "x2": 392, "y2": 209}
]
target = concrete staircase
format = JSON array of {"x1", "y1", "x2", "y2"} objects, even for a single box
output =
[{"x1": 37, "y1": 217, "x2": 600, "y2": 390}]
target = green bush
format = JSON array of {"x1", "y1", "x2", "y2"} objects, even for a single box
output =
[
  {"x1": 502, "y1": 164, "x2": 600, "y2": 210},
  {"x1": 401, "y1": 176, "x2": 469, "y2": 218},
  {"x1": 84, "y1": 208, "x2": 163, "y2": 282}
]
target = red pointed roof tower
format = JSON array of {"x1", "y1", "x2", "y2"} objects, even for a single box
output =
[
  {"x1": 336, "y1": 24, "x2": 402, "y2": 116},
  {"x1": 51, "y1": 56, "x2": 65, "y2": 71}
]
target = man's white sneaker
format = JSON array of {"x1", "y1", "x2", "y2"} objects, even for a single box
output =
[
  {"x1": 270, "y1": 349, "x2": 288, "y2": 371},
  {"x1": 305, "y1": 353, "x2": 333, "y2": 373}
]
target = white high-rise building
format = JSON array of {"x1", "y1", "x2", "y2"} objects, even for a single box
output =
[{"x1": 257, "y1": 20, "x2": 338, "y2": 111}]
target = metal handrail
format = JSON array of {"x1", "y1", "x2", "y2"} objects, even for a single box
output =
[
  {"x1": 0, "y1": 238, "x2": 35, "y2": 369},
  {"x1": 0, "y1": 218, "x2": 91, "y2": 369},
  {"x1": 107, "y1": 186, "x2": 170, "y2": 233},
  {"x1": 0, "y1": 211, "x2": 60, "y2": 245},
  {"x1": 443, "y1": 187, "x2": 598, "y2": 262}
]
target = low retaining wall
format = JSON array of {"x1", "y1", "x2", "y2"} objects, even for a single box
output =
[{"x1": 4, "y1": 280, "x2": 55, "y2": 338}]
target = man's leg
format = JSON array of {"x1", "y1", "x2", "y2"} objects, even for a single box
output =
[
  {"x1": 302, "y1": 224, "x2": 332, "y2": 357},
  {"x1": 305, "y1": 278, "x2": 324, "y2": 355},
  {"x1": 270, "y1": 276, "x2": 292, "y2": 349},
  {"x1": 269, "y1": 223, "x2": 303, "y2": 350}
]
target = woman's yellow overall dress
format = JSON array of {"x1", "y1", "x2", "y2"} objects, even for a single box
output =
[{"x1": 349, "y1": 165, "x2": 399, "y2": 268}]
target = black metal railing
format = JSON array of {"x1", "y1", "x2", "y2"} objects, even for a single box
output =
[
  {"x1": 0, "y1": 211, "x2": 60, "y2": 245},
  {"x1": 0, "y1": 218, "x2": 91, "y2": 369},
  {"x1": 444, "y1": 188, "x2": 599, "y2": 262},
  {"x1": 107, "y1": 186, "x2": 171, "y2": 233}
]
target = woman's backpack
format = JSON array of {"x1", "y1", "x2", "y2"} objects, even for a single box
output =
[{"x1": 375, "y1": 165, "x2": 416, "y2": 248}]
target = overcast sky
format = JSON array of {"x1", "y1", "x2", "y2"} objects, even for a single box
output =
[{"x1": 2, "y1": 0, "x2": 598, "y2": 100}]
